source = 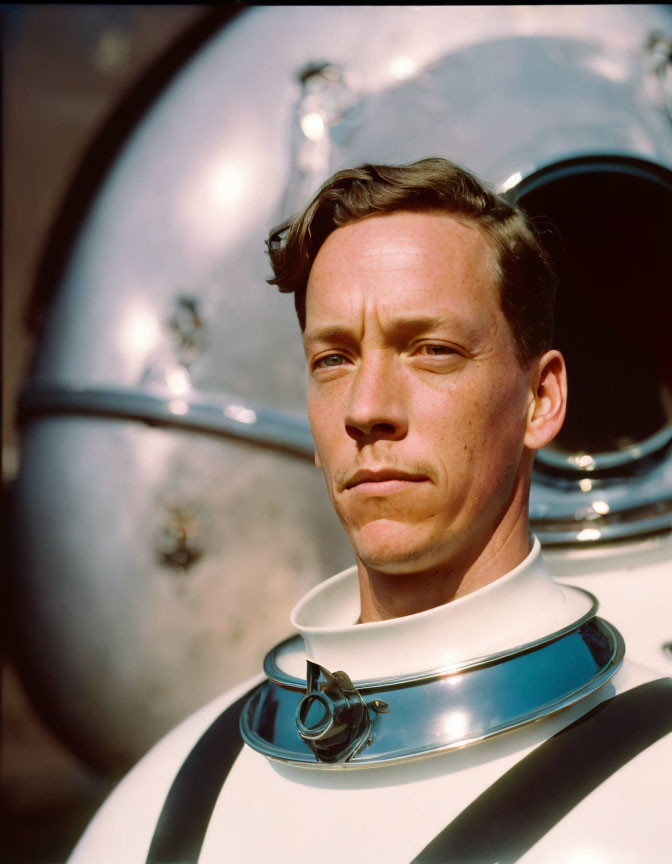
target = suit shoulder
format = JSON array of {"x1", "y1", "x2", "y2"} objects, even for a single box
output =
[{"x1": 68, "y1": 674, "x2": 264, "y2": 864}]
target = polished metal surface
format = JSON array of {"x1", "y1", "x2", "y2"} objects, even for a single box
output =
[
  {"x1": 18, "y1": 383, "x2": 315, "y2": 458},
  {"x1": 294, "y1": 662, "x2": 376, "y2": 763},
  {"x1": 241, "y1": 615, "x2": 624, "y2": 768},
  {"x1": 11, "y1": 416, "x2": 348, "y2": 772},
  {"x1": 536, "y1": 424, "x2": 672, "y2": 471},
  {"x1": 11, "y1": 5, "x2": 672, "y2": 772}
]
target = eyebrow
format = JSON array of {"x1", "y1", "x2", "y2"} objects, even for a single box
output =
[
  {"x1": 303, "y1": 325, "x2": 356, "y2": 348},
  {"x1": 303, "y1": 315, "x2": 486, "y2": 349},
  {"x1": 386, "y1": 315, "x2": 483, "y2": 340}
]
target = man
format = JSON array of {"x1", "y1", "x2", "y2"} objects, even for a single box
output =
[
  {"x1": 70, "y1": 159, "x2": 672, "y2": 863},
  {"x1": 269, "y1": 158, "x2": 566, "y2": 622}
]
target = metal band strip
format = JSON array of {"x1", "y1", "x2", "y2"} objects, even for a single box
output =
[
  {"x1": 535, "y1": 421, "x2": 672, "y2": 471},
  {"x1": 534, "y1": 513, "x2": 672, "y2": 546},
  {"x1": 412, "y1": 677, "x2": 672, "y2": 863},
  {"x1": 145, "y1": 686, "x2": 259, "y2": 864},
  {"x1": 242, "y1": 618, "x2": 625, "y2": 768},
  {"x1": 18, "y1": 384, "x2": 315, "y2": 459}
]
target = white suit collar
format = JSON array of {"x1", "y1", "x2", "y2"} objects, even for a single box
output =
[{"x1": 289, "y1": 536, "x2": 593, "y2": 680}]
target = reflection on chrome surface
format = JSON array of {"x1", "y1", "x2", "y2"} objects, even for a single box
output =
[{"x1": 241, "y1": 616, "x2": 624, "y2": 768}]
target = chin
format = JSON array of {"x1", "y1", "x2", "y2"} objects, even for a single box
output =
[{"x1": 350, "y1": 519, "x2": 448, "y2": 573}]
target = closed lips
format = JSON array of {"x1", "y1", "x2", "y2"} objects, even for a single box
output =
[{"x1": 345, "y1": 470, "x2": 428, "y2": 489}]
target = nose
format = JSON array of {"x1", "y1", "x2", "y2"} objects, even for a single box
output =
[{"x1": 345, "y1": 353, "x2": 408, "y2": 442}]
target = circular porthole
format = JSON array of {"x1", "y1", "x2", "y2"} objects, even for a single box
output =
[
  {"x1": 510, "y1": 155, "x2": 672, "y2": 543},
  {"x1": 511, "y1": 155, "x2": 672, "y2": 472}
]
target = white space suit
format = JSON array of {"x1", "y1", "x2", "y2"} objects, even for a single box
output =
[{"x1": 70, "y1": 538, "x2": 672, "y2": 863}]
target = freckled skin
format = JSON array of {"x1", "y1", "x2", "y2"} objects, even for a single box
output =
[{"x1": 303, "y1": 211, "x2": 566, "y2": 621}]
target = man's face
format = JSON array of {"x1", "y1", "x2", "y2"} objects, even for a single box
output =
[{"x1": 303, "y1": 211, "x2": 536, "y2": 575}]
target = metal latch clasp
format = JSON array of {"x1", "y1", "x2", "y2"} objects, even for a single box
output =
[{"x1": 295, "y1": 661, "x2": 387, "y2": 763}]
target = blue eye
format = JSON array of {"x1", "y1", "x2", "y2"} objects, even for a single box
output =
[{"x1": 319, "y1": 354, "x2": 346, "y2": 367}]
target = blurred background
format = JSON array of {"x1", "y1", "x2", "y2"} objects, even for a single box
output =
[
  {"x1": 2, "y1": 5, "x2": 671, "y2": 862},
  {"x1": 2, "y1": 7, "x2": 231, "y2": 861}
]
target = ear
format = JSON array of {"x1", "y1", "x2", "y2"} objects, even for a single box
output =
[{"x1": 524, "y1": 349, "x2": 568, "y2": 451}]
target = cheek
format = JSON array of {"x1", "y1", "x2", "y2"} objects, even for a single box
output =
[
  {"x1": 308, "y1": 392, "x2": 349, "y2": 490},
  {"x1": 308, "y1": 391, "x2": 340, "y2": 445},
  {"x1": 471, "y1": 384, "x2": 530, "y2": 481},
  {"x1": 418, "y1": 376, "x2": 526, "y2": 467}
]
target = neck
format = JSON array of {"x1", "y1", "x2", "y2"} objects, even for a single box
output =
[{"x1": 357, "y1": 477, "x2": 532, "y2": 623}]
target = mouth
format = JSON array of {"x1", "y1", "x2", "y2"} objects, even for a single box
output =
[{"x1": 344, "y1": 469, "x2": 429, "y2": 495}]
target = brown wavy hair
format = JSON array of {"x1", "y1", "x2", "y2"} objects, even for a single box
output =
[{"x1": 266, "y1": 158, "x2": 556, "y2": 367}]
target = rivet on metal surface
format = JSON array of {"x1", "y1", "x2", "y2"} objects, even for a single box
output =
[
  {"x1": 154, "y1": 498, "x2": 208, "y2": 573},
  {"x1": 169, "y1": 296, "x2": 207, "y2": 367},
  {"x1": 281, "y1": 60, "x2": 358, "y2": 217},
  {"x1": 140, "y1": 296, "x2": 207, "y2": 392}
]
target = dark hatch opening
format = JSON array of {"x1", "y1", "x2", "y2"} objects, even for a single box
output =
[{"x1": 514, "y1": 156, "x2": 672, "y2": 457}]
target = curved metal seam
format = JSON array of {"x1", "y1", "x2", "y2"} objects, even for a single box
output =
[
  {"x1": 536, "y1": 421, "x2": 672, "y2": 471},
  {"x1": 504, "y1": 153, "x2": 672, "y2": 203},
  {"x1": 534, "y1": 513, "x2": 672, "y2": 545},
  {"x1": 18, "y1": 383, "x2": 315, "y2": 459}
]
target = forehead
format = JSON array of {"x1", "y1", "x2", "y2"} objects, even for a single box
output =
[{"x1": 305, "y1": 211, "x2": 501, "y2": 328}]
